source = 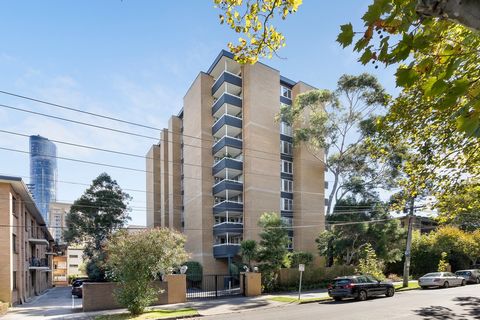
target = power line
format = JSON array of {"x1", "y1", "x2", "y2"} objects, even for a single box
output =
[{"x1": 0, "y1": 90, "x2": 162, "y2": 131}]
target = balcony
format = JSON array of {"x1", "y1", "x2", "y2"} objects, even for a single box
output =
[
  {"x1": 213, "y1": 179, "x2": 243, "y2": 197},
  {"x1": 28, "y1": 238, "x2": 49, "y2": 245},
  {"x1": 29, "y1": 257, "x2": 51, "y2": 271},
  {"x1": 213, "y1": 222, "x2": 244, "y2": 236},
  {"x1": 212, "y1": 114, "x2": 242, "y2": 137},
  {"x1": 213, "y1": 200, "x2": 243, "y2": 214},
  {"x1": 212, "y1": 158, "x2": 243, "y2": 179},
  {"x1": 212, "y1": 136, "x2": 243, "y2": 158},
  {"x1": 213, "y1": 244, "x2": 240, "y2": 258},
  {"x1": 212, "y1": 71, "x2": 242, "y2": 98},
  {"x1": 212, "y1": 93, "x2": 242, "y2": 118}
]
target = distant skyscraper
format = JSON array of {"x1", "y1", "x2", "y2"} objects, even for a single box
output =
[{"x1": 30, "y1": 135, "x2": 57, "y2": 223}]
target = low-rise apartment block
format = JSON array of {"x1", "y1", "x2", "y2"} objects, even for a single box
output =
[
  {"x1": 146, "y1": 50, "x2": 325, "y2": 274},
  {"x1": 0, "y1": 175, "x2": 54, "y2": 305}
]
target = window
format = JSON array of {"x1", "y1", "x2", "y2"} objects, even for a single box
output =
[
  {"x1": 12, "y1": 196, "x2": 17, "y2": 216},
  {"x1": 69, "y1": 264, "x2": 78, "y2": 268},
  {"x1": 281, "y1": 141, "x2": 293, "y2": 155},
  {"x1": 282, "y1": 217, "x2": 293, "y2": 227},
  {"x1": 281, "y1": 86, "x2": 292, "y2": 99},
  {"x1": 282, "y1": 179, "x2": 293, "y2": 193},
  {"x1": 12, "y1": 271, "x2": 17, "y2": 290},
  {"x1": 280, "y1": 121, "x2": 292, "y2": 136},
  {"x1": 282, "y1": 198, "x2": 293, "y2": 211},
  {"x1": 287, "y1": 236, "x2": 294, "y2": 250},
  {"x1": 281, "y1": 160, "x2": 293, "y2": 174},
  {"x1": 12, "y1": 234, "x2": 18, "y2": 253},
  {"x1": 69, "y1": 254, "x2": 78, "y2": 259}
]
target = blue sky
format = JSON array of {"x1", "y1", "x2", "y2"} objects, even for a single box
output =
[{"x1": 0, "y1": 1, "x2": 399, "y2": 225}]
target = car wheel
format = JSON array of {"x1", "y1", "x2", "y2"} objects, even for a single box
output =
[
  {"x1": 386, "y1": 287, "x2": 395, "y2": 297},
  {"x1": 356, "y1": 290, "x2": 367, "y2": 301},
  {"x1": 443, "y1": 281, "x2": 450, "y2": 288},
  {"x1": 333, "y1": 297, "x2": 342, "y2": 301},
  {"x1": 420, "y1": 286, "x2": 427, "y2": 290},
  {"x1": 461, "y1": 280, "x2": 466, "y2": 286}
]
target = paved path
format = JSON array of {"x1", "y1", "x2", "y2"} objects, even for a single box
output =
[
  {"x1": 202, "y1": 284, "x2": 480, "y2": 320},
  {"x1": 1, "y1": 287, "x2": 82, "y2": 320}
]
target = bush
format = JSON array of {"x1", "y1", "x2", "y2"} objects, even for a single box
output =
[
  {"x1": 355, "y1": 243, "x2": 385, "y2": 280},
  {"x1": 387, "y1": 273, "x2": 402, "y2": 282},
  {"x1": 184, "y1": 261, "x2": 203, "y2": 283},
  {"x1": 276, "y1": 265, "x2": 355, "y2": 291},
  {"x1": 289, "y1": 251, "x2": 314, "y2": 268}
]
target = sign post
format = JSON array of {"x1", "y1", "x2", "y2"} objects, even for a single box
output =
[{"x1": 298, "y1": 264, "x2": 305, "y2": 300}]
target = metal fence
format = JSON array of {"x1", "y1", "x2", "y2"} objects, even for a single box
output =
[{"x1": 186, "y1": 274, "x2": 244, "y2": 300}]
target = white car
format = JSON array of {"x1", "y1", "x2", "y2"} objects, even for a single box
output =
[{"x1": 418, "y1": 272, "x2": 466, "y2": 289}]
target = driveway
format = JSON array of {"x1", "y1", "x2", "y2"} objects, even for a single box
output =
[{"x1": 2, "y1": 287, "x2": 82, "y2": 320}]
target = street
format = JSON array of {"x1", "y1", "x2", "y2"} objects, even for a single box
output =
[{"x1": 204, "y1": 285, "x2": 480, "y2": 320}]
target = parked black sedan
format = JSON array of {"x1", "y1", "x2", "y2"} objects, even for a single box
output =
[{"x1": 328, "y1": 275, "x2": 395, "y2": 301}]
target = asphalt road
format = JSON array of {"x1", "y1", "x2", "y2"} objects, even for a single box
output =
[{"x1": 204, "y1": 284, "x2": 480, "y2": 320}]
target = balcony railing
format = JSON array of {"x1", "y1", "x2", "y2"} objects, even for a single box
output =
[
  {"x1": 212, "y1": 71, "x2": 242, "y2": 97},
  {"x1": 29, "y1": 257, "x2": 50, "y2": 269},
  {"x1": 213, "y1": 244, "x2": 241, "y2": 258}
]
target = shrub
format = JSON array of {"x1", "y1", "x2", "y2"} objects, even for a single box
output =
[
  {"x1": 106, "y1": 229, "x2": 188, "y2": 315},
  {"x1": 355, "y1": 243, "x2": 385, "y2": 280},
  {"x1": 184, "y1": 261, "x2": 203, "y2": 283},
  {"x1": 387, "y1": 273, "x2": 402, "y2": 282},
  {"x1": 438, "y1": 252, "x2": 449, "y2": 272},
  {"x1": 289, "y1": 251, "x2": 314, "y2": 268}
]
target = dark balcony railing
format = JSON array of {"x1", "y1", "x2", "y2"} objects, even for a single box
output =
[
  {"x1": 213, "y1": 179, "x2": 243, "y2": 196},
  {"x1": 213, "y1": 244, "x2": 241, "y2": 258},
  {"x1": 213, "y1": 201, "x2": 244, "y2": 214},
  {"x1": 212, "y1": 72, "x2": 242, "y2": 96},
  {"x1": 212, "y1": 93, "x2": 242, "y2": 116},
  {"x1": 212, "y1": 136, "x2": 243, "y2": 156},
  {"x1": 213, "y1": 223, "x2": 243, "y2": 236},
  {"x1": 212, "y1": 157, "x2": 243, "y2": 176},
  {"x1": 212, "y1": 114, "x2": 242, "y2": 136},
  {"x1": 29, "y1": 257, "x2": 49, "y2": 268}
]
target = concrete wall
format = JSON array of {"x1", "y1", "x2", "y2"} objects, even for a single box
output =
[
  {"x1": 146, "y1": 145, "x2": 161, "y2": 228},
  {"x1": 240, "y1": 272, "x2": 262, "y2": 297},
  {"x1": 242, "y1": 63, "x2": 281, "y2": 242},
  {"x1": 82, "y1": 275, "x2": 186, "y2": 312},
  {"x1": 291, "y1": 82, "x2": 325, "y2": 262}
]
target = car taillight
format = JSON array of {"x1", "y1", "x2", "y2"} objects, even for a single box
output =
[
  {"x1": 345, "y1": 283, "x2": 354, "y2": 289},
  {"x1": 327, "y1": 284, "x2": 333, "y2": 289}
]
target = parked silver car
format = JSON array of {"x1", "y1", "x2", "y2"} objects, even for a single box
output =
[
  {"x1": 455, "y1": 269, "x2": 480, "y2": 284},
  {"x1": 419, "y1": 272, "x2": 466, "y2": 289}
]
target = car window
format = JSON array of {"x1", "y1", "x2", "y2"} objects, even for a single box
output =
[
  {"x1": 366, "y1": 275, "x2": 378, "y2": 283},
  {"x1": 356, "y1": 276, "x2": 369, "y2": 283},
  {"x1": 424, "y1": 273, "x2": 441, "y2": 277},
  {"x1": 334, "y1": 279, "x2": 352, "y2": 286}
]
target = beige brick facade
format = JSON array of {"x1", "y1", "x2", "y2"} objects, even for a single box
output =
[{"x1": 0, "y1": 176, "x2": 54, "y2": 305}]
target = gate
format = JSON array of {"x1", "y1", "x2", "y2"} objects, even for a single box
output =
[{"x1": 187, "y1": 274, "x2": 245, "y2": 300}]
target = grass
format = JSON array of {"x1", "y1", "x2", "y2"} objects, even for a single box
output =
[
  {"x1": 394, "y1": 282, "x2": 421, "y2": 292},
  {"x1": 94, "y1": 308, "x2": 199, "y2": 320},
  {"x1": 270, "y1": 296, "x2": 332, "y2": 304}
]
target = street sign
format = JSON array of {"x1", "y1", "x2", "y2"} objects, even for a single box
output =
[
  {"x1": 298, "y1": 264, "x2": 305, "y2": 300},
  {"x1": 299, "y1": 264, "x2": 305, "y2": 272}
]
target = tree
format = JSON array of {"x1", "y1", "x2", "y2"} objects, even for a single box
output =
[
  {"x1": 316, "y1": 197, "x2": 406, "y2": 266},
  {"x1": 256, "y1": 212, "x2": 290, "y2": 291},
  {"x1": 356, "y1": 243, "x2": 385, "y2": 280},
  {"x1": 435, "y1": 182, "x2": 480, "y2": 232},
  {"x1": 213, "y1": 0, "x2": 302, "y2": 64},
  {"x1": 240, "y1": 239, "x2": 258, "y2": 271},
  {"x1": 437, "y1": 252, "x2": 449, "y2": 272},
  {"x1": 64, "y1": 173, "x2": 131, "y2": 281},
  {"x1": 289, "y1": 251, "x2": 314, "y2": 268},
  {"x1": 280, "y1": 74, "x2": 397, "y2": 214},
  {"x1": 106, "y1": 228, "x2": 188, "y2": 315}
]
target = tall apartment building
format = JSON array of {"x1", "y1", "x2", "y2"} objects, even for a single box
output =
[
  {"x1": 30, "y1": 135, "x2": 57, "y2": 223},
  {"x1": 146, "y1": 50, "x2": 325, "y2": 274},
  {"x1": 0, "y1": 175, "x2": 54, "y2": 305}
]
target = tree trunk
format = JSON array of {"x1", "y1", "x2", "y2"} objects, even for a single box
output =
[{"x1": 416, "y1": 0, "x2": 480, "y2": 31}]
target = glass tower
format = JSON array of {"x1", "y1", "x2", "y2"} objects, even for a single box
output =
[{"x1": 30, "y1": 135, "x2": 57, "y2": 223}]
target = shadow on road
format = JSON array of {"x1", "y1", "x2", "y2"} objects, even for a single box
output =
[{"x1": 413, "y1": 297, "x2": 480, "y2": 320}]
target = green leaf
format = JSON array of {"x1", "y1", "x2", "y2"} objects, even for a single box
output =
[
  {"x1": 456, "y1": 114, "x2": 480, "y2": 136},
  {"x1": 395, "y1": 67, "x2": 418, "y2": 88},
  {"x1": 359, "y1": 47, "x2": 373, "y2": 65},
  {"x1": 362, "y1": 0, "x2": 390, "y2": 24},
  {"x1": 337, "y1": 23, "x2": 354, "y2": 48}
]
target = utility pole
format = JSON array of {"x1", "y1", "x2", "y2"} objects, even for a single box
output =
[{"x1": 403, "y1": 197, "x2": 415, "y2": 288}]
